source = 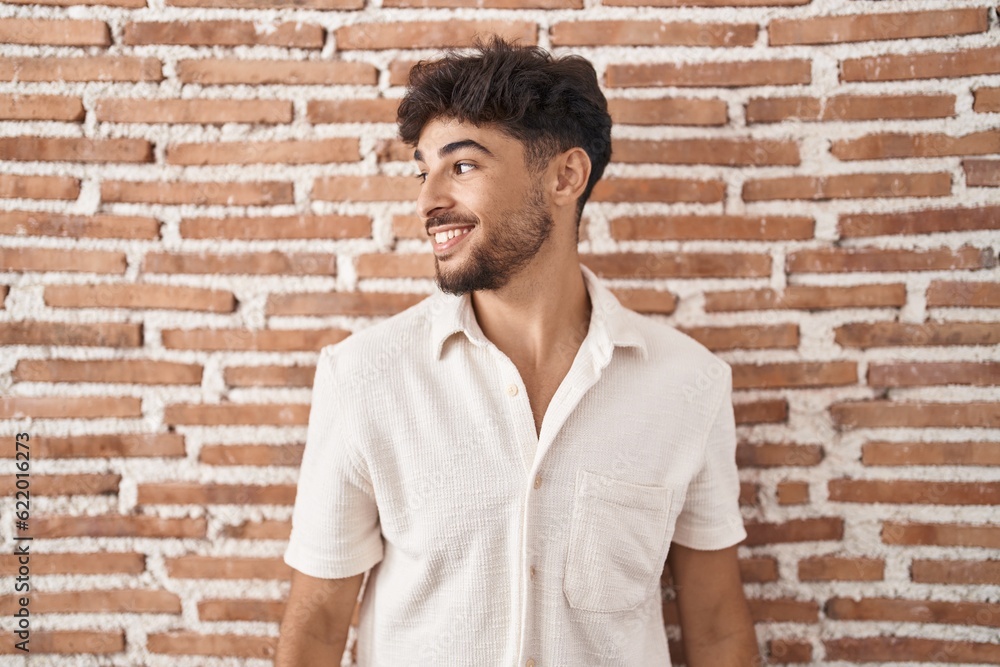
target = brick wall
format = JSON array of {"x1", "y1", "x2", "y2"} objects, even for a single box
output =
[{"x1": 0, "y1": 0, "x2": 998, "y2": 663}]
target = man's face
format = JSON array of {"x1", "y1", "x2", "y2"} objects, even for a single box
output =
[{"x1": 414, "y1": 116, "x2": 555, "y2": 296}]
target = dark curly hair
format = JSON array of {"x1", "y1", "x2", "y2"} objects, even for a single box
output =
[{"x1": 396, "y1": 34, "x2": 612, "y2": 228}]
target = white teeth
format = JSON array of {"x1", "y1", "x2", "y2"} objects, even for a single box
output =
[{"x1": 434, "y1": 227, "x2": 472, "y2": 244}]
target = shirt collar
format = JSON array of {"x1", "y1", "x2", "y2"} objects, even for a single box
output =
[{"x1": 428, "y1": 263, "x2": 648, "y2": 363}]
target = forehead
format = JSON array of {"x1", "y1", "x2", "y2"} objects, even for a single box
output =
[{"x1": 413, "y1": 117, "x2": 522, "y2": 163}]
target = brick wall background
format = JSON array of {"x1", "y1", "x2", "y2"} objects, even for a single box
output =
[{"x1": 0, "y1": 0, "x2": 998, "y2": 663}]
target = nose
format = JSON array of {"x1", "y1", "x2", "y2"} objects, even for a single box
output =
[{"x1": 416, "y1": 169, "x2": 454, "y2": 225}]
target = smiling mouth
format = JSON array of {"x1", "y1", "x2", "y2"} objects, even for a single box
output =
[{"x1": 431, "y1": 226, "x2": 475, "y2": 254}]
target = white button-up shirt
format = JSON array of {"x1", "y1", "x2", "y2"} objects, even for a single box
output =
[{"x1": 284, "y1": 263, "x2": 747, "y2": 666}]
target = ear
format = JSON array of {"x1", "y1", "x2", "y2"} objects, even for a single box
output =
[{"x1": 550, "y1": 147, "x2": 591, "y2": 209}]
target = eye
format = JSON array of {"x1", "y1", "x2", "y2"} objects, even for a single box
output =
[{"x1": 414, "y1": 162, "x2": 475, "y2": 183}]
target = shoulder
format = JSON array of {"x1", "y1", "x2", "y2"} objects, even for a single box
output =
[{"x1": 317, "y1": 292, "x2": 438, "y2": 386}]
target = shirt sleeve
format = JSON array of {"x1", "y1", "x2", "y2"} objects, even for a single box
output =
[
  {"x1": 671, "y1": 361, "x2": 747, "y2": 551},
  {"x1": 283, "y1": 344, "x2": 385, "y2": 579}
]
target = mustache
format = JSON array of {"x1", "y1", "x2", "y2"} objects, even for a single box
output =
[{"x1": 426, "y1": 213, "x2": 478, "y2": 233}]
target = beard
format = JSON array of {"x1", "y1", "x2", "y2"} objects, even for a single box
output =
[{"x1": 430, "y1": 182, "x2": 554, "y2": 296}]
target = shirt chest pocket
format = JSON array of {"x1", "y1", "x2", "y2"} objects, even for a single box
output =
[{"x1": 563, "y1": 470, "x2": 675, "y2": 613}]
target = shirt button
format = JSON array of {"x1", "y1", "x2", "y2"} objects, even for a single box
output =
[
  {"x1": 526, "y1": 660, "x2": 535, "y2": 667},
  {"x1": 507, "y1": 383, "x2": 518, "y2": 396},
  {"x1": 533, "y1": 474, "x2": 542, "y2": 489},
  {"x1": 529, "y1": 565, "x2": 536, "y2": 579}
]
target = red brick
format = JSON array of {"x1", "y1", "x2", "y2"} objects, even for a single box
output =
[
  {"x1": 798, "y1": 557, "x2": 884, "y2": 581},
  {"x1": 0, "y1": 211, "x2": 159, "y2": 239},
  {"x1": 552, "y1": 20, "x2": 756, "y2": 47},
  {"x1": 746, "y1": 94, "x2": 955, "y2": 123},
  {"x1": 220, "y1": 519, "x2": 291, "y2": 539},
  {"x1": 124, "y1": 21, "x2": 323, "y2": 48},
  {"x1": 591, "y1": 177, "x2": 725, "y2": 203},
  {"x1": 169, "y1": 0, "x2": 357, "y2": 7},
  {"x1": 606, "y1": 288, "x2": 677, "y2": 315},
  {"x1": 33, "y1": 515, "x2": 206, "y2": 538},
  {"x1": 735, "y1": 399, "x2": 787, "y2": 424},
  {"x1": 839, "y1": 205, "x2": 1000, "y2": 238},
  {"x1": 0, "y1": 321, "x2": 142, "y2": 347},
  {"x1": 835, "y1": 321, "x2": 1000, "y2": 348},
  {"x1": 705, "y1": 284, "x2": 906, "y2": 311},
  {"x1": 825, "y1": 637, "x2": 1000, "y2": 663},
  {"x1": 161, "y1": 328, "x2": 349, "y2": 351},
  {"x1": 14, "y1": 358, "x2": 202, "y2": 385},
  {"x1": 138, "y1": 483, "x2": 295, "y2": 505},
  {"x1": 102, "y1": 180, "x2": 292, "y2": 206},
  {"x1": 313, "y1": 175, "x2": 419, "y2": 202},
  {"x1": 198, "y1": 598, "x2": 283, "y2": 622},
  {"x1": 827, "y1": 597, "x2": 1000, "y2": 628},
  {"x1": 142, "y1": 251, "x2": 336, "y2": 276},
  {"x1": 863, "y1": 441, "x2": 1000, "y2": 467},
  {"x1": 883, "y1": 522, "x2": 1000, "y2": 549},
  {"x1": 613, "y1": 137, "x2": 798, "y2": 166},
  {"x1": 832, "y1": 400, "x2": 1000, "y2": 429},
  {"x1": 0, "y1": 247, "x2": 125, "y2": 273},
  {"x1": 609, "y1": 215, "x2": 815, "y2": 241},
  {"x1": 96, "y1": 98, "x2": 291, "y2": 124},
  {"x1": 0, "y1": 136, "x2": 151, "y2": 163},
  {"x1": 608, "y1": 97, "x2": 727, "y2": 126},
  {"x1": 607, "y1": 59, "x2": 810, "y2": 87},
  {"x1": 928, "y1": 280, "x2": 1000, "y2": 307},
  {"x1": 0, "y1": 56, "x2": 161, "y2": 82},
  {"x1": 736, "y1": 442, "x2": 823, "y2": 467},
  {"x1": 386, "y1": 0, "x2": 578, "y2": 6},
  {"x1": 166, "y1": 555, "x2": 288, "y2": 579},
  {"x1": 973, "y1": 87, "x2": 1000, "y2": 112},
  {"x1": 0, "y1": 631, "x2": 124, "y2": 655},
  {"x1": 354, "y1": 253, "x2": 435, "y2": 279},
  {"x1": 842, "y1": 45, "x2": 1000, "y2": 82},
  {"x1": 224, "y1": 365, "x2": 315, "y2": 388},
  {"x1": 912, "y1": 559, "x2": 1000, "y2": 584},
  {"x1": 743, "y1": 517, "x2": 843, "y2": 546},
  {"x1": 829, "y1": 479, "x2": 1000, "y2": 504},
  {"x1": 268, "y1": 291, "x2": 427, "y2": 317},
  {"x1": 335, "y1": 21, "x2": 535, "y2": 49},
  {"x1": 775, "y1": 481, "x2": 809, "y2": 505},
  {"x1": 167, "y1": 138, "x2": 358, "y2": 165},
  {"x1": 0, "y1": 94, "x2": 84, "y2": 121},
  {"x1": 0, "y1": 396, "x2": 141, "y2": 419},
  {"x1": 45, "y1": 284, "x2": 235, "y2": 312},
  {"x1": 8, "y1": 0, "x2": 144, "y2": 6},
  {"x1": 607, "y1": 0, "x2": 808, "y2": 4},
  {"x1": 308, "y1": 98, "x2": 399, "y2": 123},
  {"x1": 0, "y1": 173, "x2": 80, "y2": 200},
  {"x1": 732, "y1": 361, "x2": 856, "y2": 389},
  {"x1": 180, "y1": 214, "x2": 370, "y2": 240},
  {"x1": 199, "y1": 444, "x2": 303, "y2": 466},
  {"x1": 164, "y1": 403, "x2": 308, "y2": 426},
  {"x1": 964, "y1": 158, "x2": 1000, "y2": 186},
  {"x1": 0, "y1": 18, "x2": 110, "y2": 46},
  {"x1": 0, "y1": 552, "x2": 145, "y2": 575},
  {"x1": 744, "y1": 172, "x2": 951, "y2": 201},
  {"x1": 770, "y1": 9, "x2": 987, "y2": 46},
  {"x1": 869, "y1": 361, "x2": 1000, "y2": 387},
  {"x1": 787, "y1": 245, "x2": 995, "y2": 273},
  {"x1": 179, "y1": 58, "x2": 375, "y2": 86},
  {"x1": 582, "y1": 251, "x2": 770, "y2": 279},
  {"x1": 833, "y1": 129, "x2": 1000, "y2": 160},
  {"x1": 766, "y1": 639, "x2": 812, "y2": 664},
  {"x1": 676, "y1": 324, "x2": 799, "y2": 351},
  {"x1": 0, "y1": 589, "x2": 180, "y2": 614},
  {"x1": 147, "y1": 632, "x2": 276, "y2": 659},
  {"x1": 0, "y1": 473, "x2": 118, "y2": 496},
  {"x1": 748, "y1": 598, "x2": 819, "y2": 623},
  {"x1": 37, "y1": 433, "x2": 186, "y2": 459}
]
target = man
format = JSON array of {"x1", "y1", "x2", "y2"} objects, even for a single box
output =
[{"x1": 277, "y1": 35, "x2": 758, "y2": 666}]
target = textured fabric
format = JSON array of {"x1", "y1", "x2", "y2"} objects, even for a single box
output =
[{"x1": 284, "y1": 263, "x2": 747, "y2": 667}]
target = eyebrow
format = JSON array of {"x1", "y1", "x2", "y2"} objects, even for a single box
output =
[{"x1": 413, "y1": 139, "x2": 496, "y2": 163}]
